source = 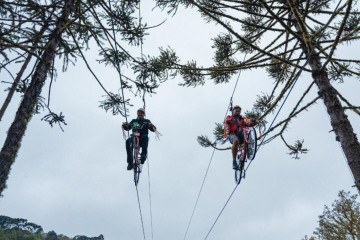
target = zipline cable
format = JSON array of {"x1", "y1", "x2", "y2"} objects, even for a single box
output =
[
  {"x1": 183, "y1": 149, "x2": 216, "y2": 240},
  {"x1": 201, "y1": 66, "x2": 303, "y2": 240},
  {"x1": 182, "y1": 55, "x2": 246, "y2": 240},
  {"x1": 108, "y1": 0, "x2": 129, "y2": 128},
  {"x1": 136, "y1": 185, "x2": 146, "y2": 240},
  {"x1": 138, "y1": 1, "x2": 154, "y2": 239},
  {"x1": 204, "y1": 183, "x2": 240, "y2": 240},
  {"x1": 257, "y1": 73, "x2": 300, "y2": 149},
  {"x1": 147, "y1": 158, "x2": 154, "y2": 240},
  {"x1": 108, "y1": 1, "x2": 146, "y2": 238}
]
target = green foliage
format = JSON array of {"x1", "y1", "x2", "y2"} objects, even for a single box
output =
[
  {"x1": 179, "y1": 61, "x2": 205, "y2": 87},
  {"x1": 253, "y1": 93, "x2": 275, "y2": 115},
  {"x1": 0, "y1": 228, "x2": 42, "y2": 240},
  {"x1": 212, "y1": 33, "x2": 235, "y2": 66},
  {"x1": 213, "y1": 122, "x2": 226, "y2": 141},
  {"x1": 0, "y1": 215, "x2": 43, "y2": 234},
  {"x1": 197, "y1": 122, "x2": 231, "y2": 150},
  {"x1": 1, "y1": 0, "x2": 163, "y2": 122},
  {"x1": 45, "y1": 231, "x2": 59, "y2": 240},
  {"x1": 0, "y1": 215, "x2": 103, "y2": 240},
  {"x1": 153, "y1": 0, "x2": 360, "y2": 172},
  {"x1": 131, "y1": 48, "x2": 179, "y2": 93},
  {"x1": 99, "y1": 92, "x2": 131, "y2": 117},
  {"x1": 41, "y1": 112, "x2": 67, "y2": 131},
  {"x1": 304, "y1": 191, "x2": 360, "y2": 240},
  {"x1": 343, "y1": 13, "x2": 360, "y2": 37},
  {"x1": 266, "y1": 58, "x2": 291, "y2": 83},
  {"x1": 328, "y1": 63, "x2": 353, "y2": 83},
  {"x1": 73, "y1": 234, "x2": 104, "y2": 240},
  {"x1": 197, "y1": 135, "x2": 213, "y2": 148},
  {"x1": 210, "y1": 33, "x2": 238, "y2": 84},
  {"x1": 287, "y1": 140, "x2": 308, "y2": 159}
]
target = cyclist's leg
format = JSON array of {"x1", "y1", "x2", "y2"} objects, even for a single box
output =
[
  {"x1": 139, "y1": 135, "x2": 149, "y2": 164},
  {"x1": 229, "y1": 134, "x2": 239, "y2": 169},
  {"x1": 126, "y1": 137, "x2": 134, "y2": 170},
  {"x1": 236, "y1": 130, "x2": 244, "y2": 145},
  {"x1": 232, "y1": 137, "x2": 239, "y2": 161}
]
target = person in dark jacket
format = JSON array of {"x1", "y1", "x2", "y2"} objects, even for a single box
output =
[{"x1": 122, "y1": 108, "x2": 156, "y2": 170}]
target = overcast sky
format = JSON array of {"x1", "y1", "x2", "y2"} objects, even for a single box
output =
[{"x1": 1, "y1": 2, "x2": 360, "y2": 240}]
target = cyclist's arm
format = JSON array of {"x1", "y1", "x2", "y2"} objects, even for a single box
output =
[
  {"x1": 122, "y1": 120, "x2": 133, "y2": 131},
  {"x1": 224, "y1": 115, "x2": 233, "y2": 124},
  {"x1": 149, "y1": 122, "x2": 156, "y2": 132},
  {"x1": 247, "y1": 118, "x2": 258, "y2": 127}
]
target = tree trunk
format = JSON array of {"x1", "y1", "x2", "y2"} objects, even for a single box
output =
[
  {"x1": 0, "y1": 20, "x2": 49, "y2": 122},
  {"x1": 0, "y1": 0, "x2": 76, "y2": 195},
  {"x1": 288, "y1": 3, "x2": 360, "y2": 191},
  {"x1": 309, "y1": 52, "x2": 360, "y2": 191}
]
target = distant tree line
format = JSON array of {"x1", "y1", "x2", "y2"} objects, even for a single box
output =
[{"x1": 0, "y1": 215, "x2": 104, "y2": 240}]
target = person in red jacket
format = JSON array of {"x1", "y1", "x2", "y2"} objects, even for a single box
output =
[{"x1": 224, "y1": 105, "x2": 257, "y2": 169}]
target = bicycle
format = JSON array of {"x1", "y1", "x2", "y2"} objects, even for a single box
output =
[
  {"x1": 131, "y1": 130, "x2": 142, "y2": 186},
  {"x1": 234, "y1": 124, "x2": 257, "y2": 184},
  {"x1": 128, "y1": 122, "x2": 152, "y2": 186}
]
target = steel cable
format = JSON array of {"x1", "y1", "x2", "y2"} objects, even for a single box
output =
[
  {"x1": 182, "y1": 55, "x2": 246, "y2": 240},
  {"x1": 135, "y1": 185, "x2": 146, "y2": 240}
]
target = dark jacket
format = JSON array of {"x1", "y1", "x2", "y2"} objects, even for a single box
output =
[{"x1": 122, "y1": 118, "x2": 156, "y2": 135}]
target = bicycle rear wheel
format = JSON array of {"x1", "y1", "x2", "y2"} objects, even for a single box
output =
[
  {"x1": 133, "y1": 163, "x2": 141, "y2": 186},
  {"x1": 234, "y1": 147, "x2": 246, "y2": 184},
  {"x1": 246, "y1": 127, "x2": 257, "y2": 161},
  {"x1": 133, "y1": 139, "x2": 141, "y2": 186}
]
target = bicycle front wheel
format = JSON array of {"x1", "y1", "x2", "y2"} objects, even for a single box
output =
[
  {"x1": 132, "y1": 137, "x2": 141, "y2": 186},
  {"x1": 246, "y1": 127, "x2": 257, "y2": 161},
  {"x1": 234, "y1": 147, "x2": 246, "y2": 184}
]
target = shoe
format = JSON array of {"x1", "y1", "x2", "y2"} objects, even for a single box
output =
[
  {"x1": 127, "y1": 163, "x2": 133, "y2": 170},
  {"x1": 232, "y1": 160, "x2": 239, "y2": 170}
]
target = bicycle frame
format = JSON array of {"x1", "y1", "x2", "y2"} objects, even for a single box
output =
[
  {"x1": 132, "y1": 131, "x2": 141, "y2": 186},
  {"x1": 234, "y1": 125, "x2": 257, "y2": 184}
]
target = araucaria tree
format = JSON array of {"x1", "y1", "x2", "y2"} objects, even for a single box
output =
[
  {"x1": 154, "y1": 0, "x2": 360, "y2": 189},
  {"x1": 0, "y1": 0, "x2": 163, "y2": 195}
]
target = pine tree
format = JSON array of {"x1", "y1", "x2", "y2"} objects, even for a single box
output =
[
  {"x1": 0, "y1": 0, "x2": 165, "y2": 195},
  {"x1": 153, "y1": 0, "x2": 360, "y2": 190}
]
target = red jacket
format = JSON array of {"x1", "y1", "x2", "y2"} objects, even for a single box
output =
[{"x1": 224, "y1": 115, "x2": 256, "y2": 134}]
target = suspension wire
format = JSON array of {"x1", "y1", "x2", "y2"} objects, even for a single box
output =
[
  {"x1": 138, "y1": 0, "x2": 146, "y2": 110},
  {"x1": 107, "y1": 1, "x2": 146, "y2": 239},
  {"x1": 257, "y1": 73, "x2": 301, "y2": 151},
  {"x1": 138, "y1": 2, "x2": 154, "y2": 239},
  {"x1": 183, "y1": 149, "x2": 216, "y2": 240},
  {"x1": 147, "y1": 158, "x2": 154, "y2": 240},
  {"x1": 200, "y1": 66, "x2": 303, "y2": 240},
  {"x1": 108, "y1": 0, "x2": 129, "y2": 129},
  {"x1": 182, "y1": 55, "x2": 246, "y2": 240},
  {"x1": 136, "y1": 185, "x2": 146, "y2": 240},
  {"x1": 204, "y1": 183, "x2": 240, "y2": 240},
  {"x1": 244, "y1": 73, "x2": 300, "y2": 178}
]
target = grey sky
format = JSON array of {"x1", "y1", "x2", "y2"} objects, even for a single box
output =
[{"x1": 1, "y1": 2, "x2": 359, "y2": 240}]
